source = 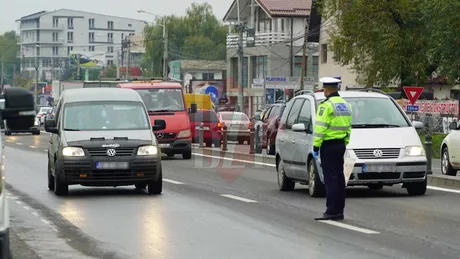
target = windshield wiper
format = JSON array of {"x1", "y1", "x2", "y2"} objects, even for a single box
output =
[
  {"x1": 148, "y1": 109, "x2": 176, "y2": 112},
  {"x1": 352, "y1": 124, "x2": 400, "y2": 128},
  {"x1": 63, "y1": 128, "x2": 81, "y2": 131}
]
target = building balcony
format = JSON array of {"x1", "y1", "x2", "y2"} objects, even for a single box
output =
[
  {"x1": 226, "y1": 31, "x2": 292, "y2": 48},
  {"x1": 20, "y1": 24, "x2": 65, "y2": 31}
]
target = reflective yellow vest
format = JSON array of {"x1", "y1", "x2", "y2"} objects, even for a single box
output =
[{"x1": 313, "y1": 95, "x2": 352, "y2": 148}]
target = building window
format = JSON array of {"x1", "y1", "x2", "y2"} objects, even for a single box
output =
[
  {"x1": 321, "y1": 44, "x2": 328, "y2": 64},
  {"x1": 251, "y1": 56, "x2": 267, "y2": 79},
  {"x1": 107, "y1": 46, "x2": 113, "y2": 53},
  {"x1": 231, "y1": 57, "x2": 238, "y2": 88},
  {"x1": 128, "y1": 24, "x2": 132, "y2": 27},
  {"x1": 36, "y1": 46, "x2": 40, "y2": 56},
  {"x1": 108, "y1": 33, "x2": 113, "y2": 42},
  {"x1": 68, "y1": 18, "x2": 74, "y2": 29},
  {"x1": 52, "y1": 46, "x2": 58, "y2": 55},
  {"x1": 52, "y1": 32, "x2": 59, "y2": 42},
  {"x1": 129, "y1": 33, "x2": 135, "y2": 36},
  {"x1": 67, "y1": 32, "x2": 73, "y2": 42},
  {"x1": 89, "y1": 32, "x2": 95, "y2": 42},
  {"x1": 108, "y1": 21, "x2": 114, "y2": 29},
  {"x1": 202, "y1": 73, "x2": 214, "y2": 80},
  {"x1": 67, "y1": 46, "x2": 73, "y2": 55},
  {"x1": 107, "y1": 60, "x2": 114, "y2": 66},
  {"x1": 89, "y1": 46, "x2": 95, "y2": 51},
  {"x1": 89, "y1": 18, "x2": 95, "y2": 28},
  {"x1": 53, "y1": 18, "x2": 59, "y2": 28}
]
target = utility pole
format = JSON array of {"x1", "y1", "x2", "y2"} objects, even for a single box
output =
[
  {"x1": 76, "y1": 54, "x2": 81, "y2": 80},
  {"x1": 162, "y1": 18, "x2": 168, "y2": 79},
  {"x1": 13, "y1": 64, "x2": 16, "y2": 87},
  {"x1": 307, "y1": 44, "x2": 315, "y2": 91},
  {"x1": 237, "y1": 23, "x2": 245, "y2": 112},
  {"x1": 0, "y1": 54, "x2": 4, "y2": 88},
  {"x1": 35, "y1": 48, "x2": 39, "y2": 104},
  {"x1": 126, "y1": 38, "x2": 131, "y2": 79},
  {"x1": 116, "y1": 51, "x2": 120, "y2": 79},
  {"x1": 299, "y1": 16, "x2": 311, "y2": 91},
  {"x1": 290, "y1": 18, "x2": 294, "y2": 77}
]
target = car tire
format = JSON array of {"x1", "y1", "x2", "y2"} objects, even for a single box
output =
[
  {"x1": 308, "y1": 159, "x2": 326, "y2": 197},
  {"x1": 277, "y1": 160, "x2": 295, "y2": 191},
  {"x1": 266, "y1": 137, "x2": 275, "y2": 155},
  {"x1": 182, "y1": 150, "x2": 192, "y2": 159},
  {"x1": 406, "y1": 177, "x2": 427, "y2": 196},
  {"x1": 441, "y1": 147, "x2": 457, "y2": 176},
  {"x1": 205, "y1": 141, "x2": 212, "y2": 147},
  {"x1": 213, "y1": 139, "x2": 221, "y2": 148},
  {"x1": 32, "y1": 130, "x2": 40, "y2": 135},
  {"x1": 54, "y1": 163, "x2": 68, "y2": 196},
  {"x1": 48, "y1": 162, "x2": 55, "y2": 191},
  {"x1": 368, "y1": 184, "x2": 384, "y2": 190},
  {"x1": 135, "y1": 183, "x2": 147, "y2": 189},
  {"x1": 4, "y1": 129, "x2": 11, "y2": 136},
  {"x1": 148, "y1": 169, "x2": 162, "y2": 195}
]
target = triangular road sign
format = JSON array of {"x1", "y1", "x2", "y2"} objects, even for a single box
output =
[{"x1": 403, "y1": 86, "x2": 424, "y2": 105}]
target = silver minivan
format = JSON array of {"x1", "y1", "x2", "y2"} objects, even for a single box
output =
[{"x1": 275, "y1": 90, "x2": 427, "y2": 197}]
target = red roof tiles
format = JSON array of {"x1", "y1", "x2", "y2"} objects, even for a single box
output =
[{"x1": 257, "y1": 0, "x2": 312, "y2": 17}]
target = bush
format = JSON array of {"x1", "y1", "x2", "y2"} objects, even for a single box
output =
[{"x1": 418, "y1": 133, "x2": 447, "y2": 159}]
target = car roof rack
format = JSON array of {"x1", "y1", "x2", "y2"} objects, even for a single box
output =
[{"x1": 355, "y1": 88, "x2": 388, "y2": 95}]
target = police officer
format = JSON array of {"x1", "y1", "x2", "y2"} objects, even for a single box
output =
[{"x1": 313, "y1": 77, "x2": 352, "y2": 221}]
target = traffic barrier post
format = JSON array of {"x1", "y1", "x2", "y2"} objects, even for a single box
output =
[
  {"x1": 425, "y1": 134, "x2": 433, "y2": 175},
  {"x1": 249, "y1": 126, "x2": 255, "y2": 154},
  {"x1": 222, "y1": 126, "x2": 228, "y2": 151},
  {"x1": 199, "y1": 122, "x2": 204, "y2": 148}
]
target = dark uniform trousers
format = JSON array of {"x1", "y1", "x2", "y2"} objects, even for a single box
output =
[{"x1": 320, "y1": 139, "x2": 346, "y2": 215}]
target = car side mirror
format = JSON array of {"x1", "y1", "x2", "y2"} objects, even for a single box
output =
[
  {"x1": 412, "y1": 121, "x2": 424, "y2": 129},
  {"x1": 1, "y1": 87, "x2": 35, "y2": 130},
  {"x1": 152, "y1": 119, "x2": 166, "y2": 131},
  {"x1": 189, "y1": 103, "x2": 197, "y2": 114},
  {"x1": 292, "y1": 123, "x2": 306, "y2": 132},
  {"x1": 44, "y1": 119, "x2": 58, "y2": 134},
  {"x1": 449, "y1": 121, "x2": 458, "y2": 130}
]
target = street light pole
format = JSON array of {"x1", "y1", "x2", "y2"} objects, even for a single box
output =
[
  {"x1": 162, "y1": 18, "x2": 168, "y2": 79},
  {"x1": 34, "y1": 44, "x2": 39, "y2": 105}
]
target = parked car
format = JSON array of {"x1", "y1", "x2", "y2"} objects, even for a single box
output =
[
  {"x1": 254, "y1": 102, "x2": 286, "y2": 155},
  {"x1": 275, "y1": 90, "x2": 427, "y2": 197},
  {"x1": 440, "y1": 121, "x2": 460, "y2": 176},
  {"x1": 189, "y1": 109, "x2": 222, "y2": 148},
  {"x1": 37, "y1": 106, "x2": 52, "y2": 125},
  {"x1": 218, "y1": 111, "x2": 251, "y2": 144}
]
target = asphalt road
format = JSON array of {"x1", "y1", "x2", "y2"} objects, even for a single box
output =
[{"x1": 3, "y1": 132, "x2": 460, "y2": 258}]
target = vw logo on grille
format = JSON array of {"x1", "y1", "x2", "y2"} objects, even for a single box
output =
[
  {"x1": 106, "y1": 149, "x2": 116, "y2": 157},
  {"x1": 155, "y1": 132, "x2": 164, "y2": 139},
  {"x1": 373, "y1": 149, "x2": 383, "y2": 157}
]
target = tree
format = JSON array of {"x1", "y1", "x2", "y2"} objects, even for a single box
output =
[
  {"x1": 105, "y1": 64, "x2": 117, "y2": 78},
  {"x1": 0, "y1": 31, "x2": 20, "y2": 85},
  {"x1": 318, "y1": 0, "x2": 434, "y2": 87},
  {"x1": 13, "y1": 73, "x2": 34, "y2": 89},
  {"x1": 143, "y1": 3, "x2": 227, "y2": 76}
]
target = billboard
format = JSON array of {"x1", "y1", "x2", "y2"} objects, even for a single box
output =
[
  {"x1": 69, "y1": 51, "x2": 106, "y2": 69},
  {"x1": 190, "y1": 80, "x2": 226, "y2": 104}
]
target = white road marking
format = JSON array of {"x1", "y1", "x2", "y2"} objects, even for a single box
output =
[
  {"x1": 14, "y1": 200, "x2": 23, "y2": 205},
  {"x1": 29, "y1": 145, "x2": 37, "y2": 149},
  {"x1": 40, "y1": 131, "x2": 50, "y2": 134},
  {"x1": 23, "y1": 205, "x2": 32, "y2": 210},
  {"x1": 40, "y1": 219, "x2": 51, "y2": 225},
  {"x1": 44, "y1": 149, "x2": 48, "y2": 152},
  {"x1": 5, "y1": 139, "x2": 12, "y2": 142},
  {"x1": 428, "y1": 186, "x2": 460, "y2": 194},
  {"x1": 16, "y1": 142, "x2": 23, "y2": 145},
  {"x1": 31, "y1": 211, "x2": 39, "y2": 217},
  {"x1": 163, "y1": 179, "x2": 184, "y2": 185},
  {"x1": 192, "y1": 153, "x2": 276, "y2": 167},
  {"x1": 319, "y1": 220, "x2": 380, "y2": 235},
  {"x1": 220, "y1": 194, "x2": 258, "y2": 203}
]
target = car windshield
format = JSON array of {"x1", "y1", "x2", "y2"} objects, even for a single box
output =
[
  {"x1": 317, "y1": 97, "x2": 410, "y2": 128},
  {"x1": 63, "y1": 101, "x2": 150, "y2": 131},
  {"x1": 221, "y1": 112, "x2": 249, "y2": 121},
  {"x1": 135, "y1": 88, "x2": 185, "y2": 112},
  {"x1": 190, "y1": 110, "x2": 218, "y2": 122}
]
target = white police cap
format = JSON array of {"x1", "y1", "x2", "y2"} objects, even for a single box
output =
[{"x1": 319, "y1": 77, "x2": 341, "y2": 88}]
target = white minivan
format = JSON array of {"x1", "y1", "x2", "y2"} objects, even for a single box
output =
[{"x1": 275, "y1": 89, "x2": 427, "y2": 197}]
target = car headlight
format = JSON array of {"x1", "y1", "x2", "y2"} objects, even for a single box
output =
[
  {"x1": 405, "y1": 146, "x2": 425, "y2": 156},
  {"x1": 62, "y1": 147, "x2": 85, "y2": 157},
  {"x1": 137, "y1": 145, "x2": 158, "y2": 156},
  {"x1": 177, "y1": 129, "x2": 191, "y2": 138}
]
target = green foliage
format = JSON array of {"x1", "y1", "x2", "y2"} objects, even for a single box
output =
[
  {"x1": 0, "y1": 31, "x2": 20, "y2": 85},
  {"x1": 105, "y1": 65, "x2": 117, "y2": 78},
  {"x1": 143, "y1": 3, "x2": 227, "y2": 76},
  {"x1": 13, "y1": 73, "x2": 34, "y2": 89},
  {"x1": 317, "y1": 0, "x2": 446, "y2": 87},
  {"x1": 419, "y1": 133, "x2": 446, "y2": 158}
]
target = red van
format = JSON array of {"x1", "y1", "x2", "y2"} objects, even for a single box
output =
[
  {"x1": 117, "y1": 81, "x2": 197, "y2": 159},
  {"x1": 189, "y1": 109, "x2": 222, "y2": 147}
]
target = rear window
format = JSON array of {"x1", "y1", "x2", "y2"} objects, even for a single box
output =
[
  {"x1": 221, "y1": 113, "x2": 249, "y2": 121},
  {"x1": 190, "y1": 110, "x2": 218, "y2": 122}
]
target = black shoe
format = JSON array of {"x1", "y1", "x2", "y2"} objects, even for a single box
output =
[{"x1": 314, "y1": 213, "x2": 344, "y2": 221}]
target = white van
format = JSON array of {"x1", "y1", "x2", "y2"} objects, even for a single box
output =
[{"x1": 275, "y1": 90, "x2": 427, "y2": 197}]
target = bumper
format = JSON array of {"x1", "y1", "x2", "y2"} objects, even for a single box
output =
[
  {"x1": 8, "y1": 126, "x2": 40, "y2": 133},
  {"x1": 227, "y1": 130, "x2": 250, "y2": 138},
  {"x1": 347, "y1": 161, "x2": 427, "y2": 185},
  {"x1": 0, "y1": 229, "x2": 9, "y2": 258},
  {"x1": 57, "y1": 156, "x2": 161, "y2": 186},
  {"x1": 158, "y1": 139, "x2": 191, "y2": 154},
  {"x1": 192, "y1": 130, "x2": 221, "y2": 142}
]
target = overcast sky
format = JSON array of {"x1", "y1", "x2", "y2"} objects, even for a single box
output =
[{"x1": 0, "y1": 0, "x2": 231, "y2": 33}]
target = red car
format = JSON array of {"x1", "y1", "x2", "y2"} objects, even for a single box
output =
[{"x1": 189, "y1": 109, "x2": 223, "y2": 147}]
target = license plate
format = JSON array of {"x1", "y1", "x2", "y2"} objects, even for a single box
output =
[
  {"x1": 95, "y1": 162, "x2": 129, "y2": 170},
  {"x1": 361, "y1": 163, "x2": 396, "y2": 173},
  {"x1": 195, "y1": 126, "x2": 210, "y2": 130},
  {"x1": 159, "y1": 144, "x2": 170, "y2": 148}
]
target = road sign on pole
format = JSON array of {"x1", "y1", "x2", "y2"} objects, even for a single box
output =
[
  {"x1": 406, "y1": 105, "x2": 419, "y2": 112},
  {"x1": 403, "y1": 86, "x2": 424, "y2": 105}
]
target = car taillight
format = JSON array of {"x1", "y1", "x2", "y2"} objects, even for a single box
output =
[
  {"x1": 248, "y1": 122, "x2": 253, "y2": 129},
  {"x1": 218, "y1": 121, "x2": 224, "y2": 128}
]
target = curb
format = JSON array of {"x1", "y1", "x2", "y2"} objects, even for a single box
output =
[{"x1": 192, "y1": 147, "x2": 460, "y2": 191}]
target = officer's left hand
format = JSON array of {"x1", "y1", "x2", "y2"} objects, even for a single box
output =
[{"x1": 312, "y1": 151, "x2": 319, "y2": 159}]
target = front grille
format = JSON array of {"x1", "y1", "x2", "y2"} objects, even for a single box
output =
[
  {"x1": 353, "y1": 148, "x2": 400, "y2": 159},
  {"x1": 155, "y1": 132, "x2": 176, "y2": 140},
  {"x1": 356, "y1": 173, "x2": 401, "y2": 180},
  {"x1": 86, "y1": 148, "x2": 135, "y2": 157},
  {"x1": 64, "y1": 161, "x2": 157, "y2": 181},
  {"x1": 403, "y1": 172, "x2": 425, "y2": 179}
]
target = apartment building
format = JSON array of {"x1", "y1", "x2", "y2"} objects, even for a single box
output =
[
  {"x1": 16, "y1": 9, "x2": 145, "y2": 81},
  {"x1": 223, "y1": 0, "x2": 320, "y2": 115}
]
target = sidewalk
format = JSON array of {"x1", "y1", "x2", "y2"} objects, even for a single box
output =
[{"x1": 10, "y1": 229, "x2": 41, "y2": 259}]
